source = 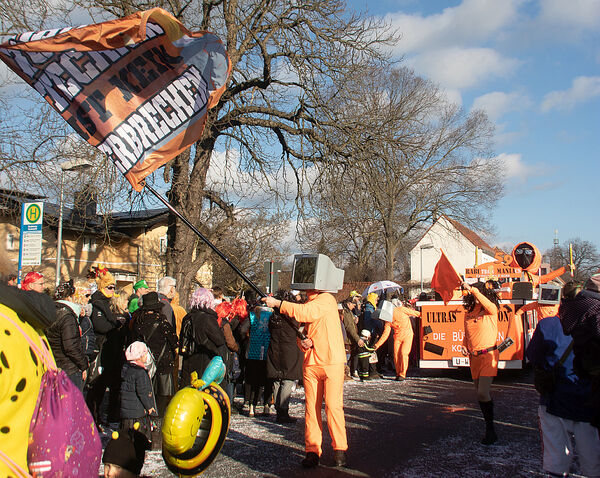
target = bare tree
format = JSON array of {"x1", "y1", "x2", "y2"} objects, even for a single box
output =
[
  {"x1": 1, "y1": 0, "x2": 396, "y2": 297},
  {"x1": 547, "y1": 238, "x2": 600, "y2": 283},
  {"x1": 302, "y1": 66, "x2": 503, "y2": 279},
  {"x1": 209, "y1": 209, "x2": 291, "y2": 296}
]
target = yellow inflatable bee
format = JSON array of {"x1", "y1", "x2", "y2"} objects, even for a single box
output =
[{"x1": 162, "y1": 357, "x2": 230, "y2": 476}]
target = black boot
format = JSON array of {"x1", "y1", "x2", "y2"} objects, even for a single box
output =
[
  {"x1": 301, "y1": 452, "x2": 319, "y2": 468},
  {"x1": 479, "y1": 400, "x2": 498, "y2": 445},
  {"x1": 276, "y1": 411, "x2": 297, "y2": 424}
]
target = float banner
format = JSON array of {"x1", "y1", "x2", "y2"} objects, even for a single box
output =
[
  {"x1": 0, "y1": 8, "x2": 231, "y2": 191},
  {"x1": 420, "y1": 303, "x2": 523, "y2": 362}
]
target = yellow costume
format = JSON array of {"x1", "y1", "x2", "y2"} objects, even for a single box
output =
[{"x1": 0, "y1": 303, "x2": 53, "y2": 475}]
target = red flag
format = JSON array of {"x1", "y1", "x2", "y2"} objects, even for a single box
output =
[
  {"x1": 431, "y1": 250, "x2": 462, "y2": 304},
  {"x1": 0, "y1": 8, "x2": 231, "y2": 191}
]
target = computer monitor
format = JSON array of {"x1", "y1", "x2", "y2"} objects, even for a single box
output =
[
  {"x1": 290, "y1": 253, "x2": 345, "y2": 292},
  {"x1": 538, "y1": 284, "x2": 562, "y2": 305}
]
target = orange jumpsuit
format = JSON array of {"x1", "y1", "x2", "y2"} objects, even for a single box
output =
[
  {"x1": 510, "y1": 241, "x2": 565, "y2": 288},
  {"x1": 280, "y1": 292, "x2": 347, "y2": 456},
  {"x1": 374, "y1": 306, "x2": 421, "y2": 378},
  {"x1": 462, "y1": 288, "x2": 499, "y2": 379}
]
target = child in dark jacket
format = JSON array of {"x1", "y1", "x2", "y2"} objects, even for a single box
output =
[{"x1": 120, "y1": 341, "x2": 157, "y2": 449}]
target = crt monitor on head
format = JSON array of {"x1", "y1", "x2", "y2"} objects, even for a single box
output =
[
  {"x1": 538, "y1": 284, "x2": 561, "y2": 305},
  {"x1": 291, "y1": 254, "x2": 345, "y2": 292}
]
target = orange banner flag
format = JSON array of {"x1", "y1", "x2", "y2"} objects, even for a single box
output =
[
  {"x1": 0, "y1": 8, "x2": 231, "y2": 191},
  {"x1": 431, "y1": 250, "x2": 462, "y2": 304}
]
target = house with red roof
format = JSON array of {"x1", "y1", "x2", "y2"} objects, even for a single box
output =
[{"x1": 409, "y1": 216, "x2": 499, "y2": 295}]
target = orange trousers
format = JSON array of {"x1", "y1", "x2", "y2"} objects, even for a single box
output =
[
  {"x1": 303, "y1": 363, "x2": 347, "y2": 455},
  {"x1": 393, "y1": 331, "x2": 414, "y2": 378}
]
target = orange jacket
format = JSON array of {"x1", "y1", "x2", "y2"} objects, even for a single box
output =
[
  {"x1": 462, "y1": 287, "x2": 498, "y2": 352},
  {"x1": 374, "y1": 306, "x2": 420, "y2": 349},
  {"x1": 280, "y1": 292, "x2": 346, "y2": 367}
]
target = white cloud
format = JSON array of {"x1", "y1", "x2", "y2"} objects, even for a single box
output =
[
  {"x1": 471, "y1": 91, "x2": 531, "y2": 121},
  {"x1": 385, "y1": 0, "x2": 520, "y2": 54},
  {"x1": 540, "y1": 76, "x2": 600, "y2": 112},
  {"x1": 495, "y1": 152, "x2": 539, "y2": 181},
  {"x1": 409, "y1": 47, "x2": 519, "y2": 90},
  {"x1": 538, "y1": 0, "x2": 600, "y2": 32}
]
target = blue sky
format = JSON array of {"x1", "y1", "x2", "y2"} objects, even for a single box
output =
[{"x1": 348, "y1": 0, "x2": 600, "y2": 255}]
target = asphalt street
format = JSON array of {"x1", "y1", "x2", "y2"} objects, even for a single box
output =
[{"x1": 130, "y1": 367, "x2": 588, "y2": 478}]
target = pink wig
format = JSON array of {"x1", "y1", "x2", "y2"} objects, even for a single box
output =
[{"x1": 189, "y1": 287, "x2": 216, "y2": 310}]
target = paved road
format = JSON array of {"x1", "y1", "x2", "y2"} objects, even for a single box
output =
[{"x1": 131, "y1": 367, "x2": 581, "y2": 477}]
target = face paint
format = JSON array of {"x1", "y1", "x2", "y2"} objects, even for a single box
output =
[{"x1": 514, "y1": 244, "x2": 535, "y2": 269}]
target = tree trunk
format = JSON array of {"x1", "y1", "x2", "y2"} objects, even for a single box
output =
[{"x1": 166, "y1": 133, "x2": 216, "y2": 305}]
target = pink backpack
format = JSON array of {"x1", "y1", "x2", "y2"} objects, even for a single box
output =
[{"x1": 2, "y1": 311, "x2": 101, "y2": 477}]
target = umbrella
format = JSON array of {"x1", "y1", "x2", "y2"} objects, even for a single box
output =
[{"x1": 362, "y1": 280, "x2": 403, "y2": 297}]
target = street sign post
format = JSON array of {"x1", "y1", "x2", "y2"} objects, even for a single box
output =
[
  {"x1": 17, "y1": 201, "x2": 44, "y2": 286},
  {"x1": 264, "y1": 260, "x2": 282, "y2": 294}
]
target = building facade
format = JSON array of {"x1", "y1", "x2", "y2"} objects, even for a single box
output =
[
  {"x1": 409, "y1": 216, "x2": 498, "y2": 292},
  {"x1": 0, "y1": 189, "x2": 211, "y2": 292}
]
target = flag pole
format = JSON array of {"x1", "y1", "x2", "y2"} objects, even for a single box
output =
[
  {"x1": 144, "y1": 182, "x2": 265, "y2": 298},
  {"x1": 143, "y1": 182, "x2": 309, "y2": 341}
]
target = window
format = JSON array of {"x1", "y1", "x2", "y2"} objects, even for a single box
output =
[
  {"x1": 6, "y1": 233, "x2": 16, "y2": 250},
  {"x1": 83, "y1": 236, "x2": 96, "y2": 252},
  {"x1": 159, "y1": 235, "x2": 168, "y2": 254}
]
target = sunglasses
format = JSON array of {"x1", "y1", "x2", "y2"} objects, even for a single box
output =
[
  {"x1": 106, "y1": 285, "x2": 116, "y2": 290},
  {"x1": 84, "y1": 294, "x2": 91, "y2": 298}
]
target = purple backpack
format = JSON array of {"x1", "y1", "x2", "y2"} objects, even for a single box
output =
[{"x1": 27, "y1": 368, "x2": 102, "y2": 476}]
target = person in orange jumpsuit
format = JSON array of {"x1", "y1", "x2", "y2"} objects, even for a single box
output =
[
  {"x1": 511, "y1": 241, "x2": 565, "y2": 287},
  {"x1": 460, "y1": 280, "x2": 500, "y2": 445},
  {"x1": 263, "y1": 291, "x2": 348, "y2": 468},
  {"x1": 373, "y1": 303, "x2": 420, "y2": 381}
]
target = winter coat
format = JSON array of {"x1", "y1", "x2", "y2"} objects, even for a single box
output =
[
  {"x1": 158, "y1": 293, "x2": 175, "y2": 327},
  {"x1": 341, "y1": 308, "x2": 361, "y2": 346},
  {"x1": 526, "y1": 315, "x2": 594, "y2": 422},
  {"x1": 79, "y1": 313, "x2": 97, "y2": 359},
  {"x1": 130, "y1": 309, "x2": 178, "y2": 374},
  {"x1": 90, "y1": 290, "x2": 119, "y2": 350},
  {"x1": 46, "y1": 302, "x2": 88, "y2": 376},
  {"x1": 266, "y1": 311, "x2": 303, "y2": 381},
  {"x1": 559, "y1": 290, "x2": 600, "y2": 359},
  {"x1": 363, "y1": 302, "x2": 379, "y2": 336},
  {"x1": 120, "y1": 362, "x2": 155, "y2": 419},
  {"x1": 247, "y1": 307, "x2": 271, "y2": 361},
  {"x1": 218, "y1": 320, "x2": 239, "y2": 382},
  {"x1": 180, "y1": 307, "x2": 226, "y2": 386}
]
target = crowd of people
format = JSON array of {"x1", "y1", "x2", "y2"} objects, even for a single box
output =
[{"x1": 2, "y1": 253, "x2": 600, "y2": 477}]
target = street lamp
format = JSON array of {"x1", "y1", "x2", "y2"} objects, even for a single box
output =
[
  {"x1": 420, "y1": 243, "x2": 434, "y2": 292},
  {"x1": 55, "y1": 158, "x2": 94, "y2": 287}
]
